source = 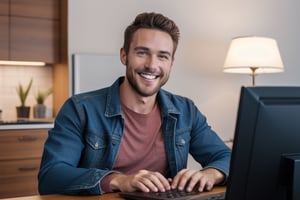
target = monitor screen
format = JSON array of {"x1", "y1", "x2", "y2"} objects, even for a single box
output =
[{"x1": 226, "y1": 86, "x2": 300, "y2": 200}]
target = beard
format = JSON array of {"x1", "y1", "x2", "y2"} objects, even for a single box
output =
[{"x1": 125, "y1": 59, "x2": 170, "y2": 97}]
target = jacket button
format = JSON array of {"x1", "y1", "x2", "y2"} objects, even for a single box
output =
[
  {"x1": 95, "y1": 142, "x2": 99, "y2": 148},
  {"x1": 181, "y1": 139, "x2": 185, "y2": 144}
]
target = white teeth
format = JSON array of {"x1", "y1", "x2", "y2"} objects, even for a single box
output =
[{"x1": 141, "y1": 73, "x2": 156, "y2": 80}]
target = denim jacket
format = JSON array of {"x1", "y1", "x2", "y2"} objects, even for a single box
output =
[{"x1": 38, "y1": 77, "x2": 231, "y2": 195}]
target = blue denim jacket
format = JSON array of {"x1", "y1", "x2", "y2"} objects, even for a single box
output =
[{"x1": 38, "y1": 77, "x2": 231, "y2": 195}]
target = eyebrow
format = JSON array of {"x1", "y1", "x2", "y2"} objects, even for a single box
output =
[{"x1": 134, "y1": 46, "x2": 172, "y2": 57}]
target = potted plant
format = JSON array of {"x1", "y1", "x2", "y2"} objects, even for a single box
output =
[
  {"x1": 16, "y1": 78, "x2": 33, "y2": 118},
  {"x1": 33, "y1": 87, "x2": 53, "y2": 118}
]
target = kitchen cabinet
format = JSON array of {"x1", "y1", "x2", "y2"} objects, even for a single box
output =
[
  {"x1": 10, "y1": 0, "x2": 60, "y2": 19},
  {"x1": 0, "y1": 16, "x2": 9, "y2": 59},
  {"x1": 0, "y1": 0, "x2": 61, "y2": 63},
  {"x1": 10, "y1": 16, "x2": 60, "y2": 63},
  {"x1": 0, "y1": 0, "x2": 9, "y2": 15},
  {"x1": 0, "y1": 128, "x2": 49, "y2": 198},
  {"x1": 0, "y1": 0, "x2": 9, "y2": 59}
]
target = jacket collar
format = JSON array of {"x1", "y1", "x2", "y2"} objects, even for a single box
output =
[{"x1": 105, "y1": 77, "x2": 180, "y2": 117}]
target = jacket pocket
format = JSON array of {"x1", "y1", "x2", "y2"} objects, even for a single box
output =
[
  {"x1": 175, "y1": 131, "x2": 191, "y2": 168},
  {"x1": 86, "y1": 133, "x2": 107, "y2": 150},
  {"x1": 83, "y1": 133, "x2": 108, "y2": 165}
]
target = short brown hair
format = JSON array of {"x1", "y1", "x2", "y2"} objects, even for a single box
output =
[{"x1": 123, "y1": 12, "x2": 180, "y2": 57}]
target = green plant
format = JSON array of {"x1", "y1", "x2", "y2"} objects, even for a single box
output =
[
  {"x1": 16, "y1": 78, "x2": 33, "y2": 107},
  {"x1": 35, "y1": 87, "x2": 53, "y2": 104}
]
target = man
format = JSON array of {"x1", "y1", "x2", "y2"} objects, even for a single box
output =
[{"x1": 38, "y1": 12, "x2": 231, "y2": 195}]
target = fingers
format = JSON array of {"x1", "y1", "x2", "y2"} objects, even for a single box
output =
[
  {"x1": 195, "y1": 168, "x2": 224, "y2": 192},
  {"x1": 195, "y1": 173, "x2": 214, "y2": 192},
  {"x1": 110, "y1": 168, "x2": 224, "y2": 193},
  {"x1": 171, "y1": 168, "x2": 224, "y2": 192},
  {"x1": 172, "y1": 169, "x2": 202, "y2": 192},
  {"x1": 132, "y1": 170, "x2": 171, "y2": 192},
  {"x1": 171, "y1": 169, "x2": 191, "y2": 190}
]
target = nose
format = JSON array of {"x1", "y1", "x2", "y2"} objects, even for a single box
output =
[{"x1": 145, "y1": 55, "x2": 158, "y2": 69}]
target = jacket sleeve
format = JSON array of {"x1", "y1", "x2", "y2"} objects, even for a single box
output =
[
  {"x1": 38, "y1": 98, "x2": 112, "y2": 195},
  {"x1": 189, "y1": 104, "x2": 231, "y2": 182}
]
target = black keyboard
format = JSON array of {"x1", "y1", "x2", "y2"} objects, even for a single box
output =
[
  {"x1": 145, "y1": 189, "x2": 197, "y2": 199},
  {"x1": 119, "y1": 188, "x2": 226, "y2": 200}
]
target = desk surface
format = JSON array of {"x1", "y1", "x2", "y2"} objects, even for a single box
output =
[{"x1": 1, "y1": 186, "x2": 226, "y2": 200}]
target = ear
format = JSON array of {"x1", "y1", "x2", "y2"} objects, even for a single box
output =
[{"x1": 120, "y1": 48, "x2": 127, "y2": 65}]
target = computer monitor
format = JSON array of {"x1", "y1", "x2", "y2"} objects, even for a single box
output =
[{"x1": 226, "y1": 86, "x2": 300, "y2": 200}]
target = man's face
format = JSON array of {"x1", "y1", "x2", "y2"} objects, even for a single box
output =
[{"x1": 121, "y1": 28, "x2": 174, "y2": 97}]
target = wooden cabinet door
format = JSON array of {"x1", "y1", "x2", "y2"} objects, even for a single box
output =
[
  {"x1": 0, "y1": 0, "x2": 9, "y2": 59},
  {"x1": 0, "y1": 16, "x2": 9, "y2": 59},
  {"x1": 0, "y1": 0, "x2": 61, "y2": 63},
  {"x1": 0, "y1": 158, "x2": 41, "y2": 198},
  {"x1": 10, "y1": 0, "x2": 60, "y2": 19},
  {"x1": 0, "y1": 0, "x2": 9, "y2": 15},
  {"x1": 0, "y1": 128, "x2": 49, "y2": 198},
  {"x1": 0, "y1": 129, "x2": 48, "y2": 160},
  {"x1": 10, "y1": 16, "x2": 60, "y2": 63}
]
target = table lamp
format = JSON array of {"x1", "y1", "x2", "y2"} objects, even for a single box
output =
[{"x1": 223, "y1": 36, "x2": 284, "y2": 86}]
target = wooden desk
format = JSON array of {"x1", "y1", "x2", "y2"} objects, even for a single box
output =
[{"x1": 0, "y1": 186, "x2": 226, "y2": 200}]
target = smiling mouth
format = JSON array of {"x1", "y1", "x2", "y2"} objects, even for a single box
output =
[{"x1": 139, "y1": 72, "x2": 159, "y2": 80}]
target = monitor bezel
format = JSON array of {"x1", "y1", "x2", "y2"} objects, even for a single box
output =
[{"x1": 225, "y1": 86, "x2": 300, "y2": 200}]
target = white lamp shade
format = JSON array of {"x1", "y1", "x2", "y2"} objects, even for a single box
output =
[{"x1": 223, "y1": 36, "x2": 284, "y2": 74}]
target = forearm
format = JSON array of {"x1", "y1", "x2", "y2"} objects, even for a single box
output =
[{"x1": 38, "y1": 162, "x2": 114, "y2": 195}]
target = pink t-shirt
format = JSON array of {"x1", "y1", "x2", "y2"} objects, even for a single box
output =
[{"x1": 100, "y1": 102, "x2": 169, "y2": 192}]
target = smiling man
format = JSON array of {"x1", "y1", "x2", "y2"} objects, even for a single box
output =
[
  {"x1": 38, "y1": 12, "x2": 231, "y2": 195},
  {"x1": 120, "y1": 28, "x2": 174, "y2": 111}
]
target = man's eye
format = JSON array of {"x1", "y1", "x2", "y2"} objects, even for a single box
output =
[
  {"x1": 137, "y1": 51, "x2": 147, "y2": 56},
  {"x1": 158, "y1": 55, "x2": 169, "y2": 60}
]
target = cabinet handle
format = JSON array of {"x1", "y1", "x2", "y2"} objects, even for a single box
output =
[
  {"x1": 18, "y1": 135, "x2": 38, "y2": 141},
  {"x1": 18, "y1": 166, "x2": 38, "y2": 171}
]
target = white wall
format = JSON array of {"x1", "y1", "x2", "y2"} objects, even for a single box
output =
[{"x1": 68, "y1": 0, "x2": 300, "y2": 141}]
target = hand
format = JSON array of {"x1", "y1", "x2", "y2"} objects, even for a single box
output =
[
  {"x1": 109, "y1": 170, "x2": 171, "y2": 192},
  {"x1": 171, "y1": 168, "x2": 225, "y2": 192}
]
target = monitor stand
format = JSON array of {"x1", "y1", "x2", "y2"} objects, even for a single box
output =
[{"x1": 282, "y1": 154, "x2": 300, "y2": 200}]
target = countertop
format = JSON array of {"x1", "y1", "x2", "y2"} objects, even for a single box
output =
[{"x1": 0, "y1": 118, "x2": 54, "y2": 130}]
